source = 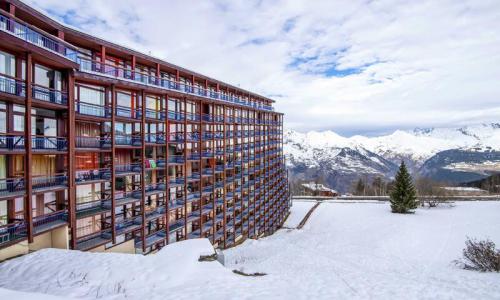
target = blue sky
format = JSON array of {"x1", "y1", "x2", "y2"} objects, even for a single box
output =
[{"x1": 27, "y1": 0, "x2": 500, "y2": 136}]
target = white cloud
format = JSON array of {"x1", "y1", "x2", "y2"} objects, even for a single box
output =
[{"x1": 25, "y1": 0, "x2": 500, "y2": 135}]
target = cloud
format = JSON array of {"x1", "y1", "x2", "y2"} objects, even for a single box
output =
[{"x1": 25, "y1": 0, "x2": 500, "y2": 135}]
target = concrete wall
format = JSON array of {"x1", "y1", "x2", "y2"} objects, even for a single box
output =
[
  {"x1": 0, "y1": 240, "x2": 29, "y2": 261},
  {"x1": 29, "y1": 225, "x2": 69, "y2": 252},
  {"x1": 89, "y1": 240, "x2": 135, "y2": 254}
]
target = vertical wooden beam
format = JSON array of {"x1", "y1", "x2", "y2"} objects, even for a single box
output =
[
  {"x1": 8, "y1": 3, "x2": 15, "y2": 15},
  {"x1": 199, "y1": 100, "x2": 203, "y2": 240},
  {"x1": 140, "y1": 89, "x2": 146, "y2": 253},
  {"x1": 110, "y1": 84, "x2": 117, "y2": 243},
  {"x1": 222, "y1": 104, "x2": 226, "y2": 248},
  {"x1": 131, "y1": 55, "x2": 136, "y2": 80},
  {"x1": 24, "y1": 52, "x2": 33, "y2": 242},
  {"x1": 164, "y1": 94, "x2": 169, "y2": 244},
  {"x1": 100, "y1": 45, "x2": 106, "y2": 72},
  {"x1": 67, "y1": 70, "x2": 77, "y2": 249},
  {"x1": 183, "y1": 97, "x2": 187, "y2": 240}
]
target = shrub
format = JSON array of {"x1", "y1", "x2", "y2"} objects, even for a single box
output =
[{"x1": 454, "y1": 237, "x2": 500, "y2": 272}]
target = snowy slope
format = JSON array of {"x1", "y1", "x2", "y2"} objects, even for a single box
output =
[{"x1": 224, "y1": 202, "x2": 500, "y2": 299}]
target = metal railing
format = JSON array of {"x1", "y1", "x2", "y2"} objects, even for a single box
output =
[
  {"x1": 32, "y1": 84, "x2": 68, "y2": 105},
  {"x1": 75, "y1": 102, "x2": 111, "y2": 117},
  {"x1": 0, "y1": 134, "x2": 24, "y2": 150},
  {"x1": 75, "y1": 168, "x2": 111, "y2": 183},
  {"x1": 76, "y1": 56, "x2": 274, "y2": 112},
  {"x1": 0, "y1": 177, "x2": 25, "y2": 197},
  {"x1": 0, "y1": 221, "x2": 27, "y2": 245},
  {"x1": 32, "y1": 174, "x2": 67, "y2": 190},
  {"x1": 0, "y1": 11, "x2": 78, "y2": 61},
  {"x1": 31, "y1": 136, "x2": 67, "y2": 151},
  {"x1": 33, "y1": 210, "x2": 68, "y2": 229},
  {"x1": 75, "y1": 136, "x2": 111, "y2": 149},
  {"x1": 0, "y1": 73, "x2": 25, "y2": 96}
]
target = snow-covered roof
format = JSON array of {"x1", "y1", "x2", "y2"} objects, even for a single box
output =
[
  {"x1": 441, "y1": 187, "x2": 488, "y2": 192},
  {"x1": 301, "y1": 182, "x2": 337, "y2": 193}
]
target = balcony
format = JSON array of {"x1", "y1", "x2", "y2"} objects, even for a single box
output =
[
  {"x1": 0, "y1": 12, "x2": 78, "y2": 62},
  {"x1": 167, "y1": 111, "x2": 185, "y2": 122},
  {"x1": 115, "y1": 163, "x2": 141, "y2": 175},
  {"x1": 168, "y1": 132, "x2": 184, "y2": 143},
  {"x1": 115, "y1": 217, "x2": 142, "y2": 235},
  {"x1": 169, "y1": 177, "x2": 185, "y2": 186},
  {"x1": 0, "y1": 135, "x2": 24, "y2": 151},
  {"x1": 168, "y1": 155, "x2": 185, "y2": 164},
  {"x1": 145, "y1": 108, "x2": 165, "y2": 121},
  {"x1": 0, "y1": 73, "x2": 25, "y2": 97},
  {"x1": 145, "y1": 206, "x2": 166, "y2": 222},
  {"x1": 76, "y1": 199, "x2": 110, "y2": 218},
  {"x1": 32, "y1": 136, "x2": 67, "y2": 151},
  {"x1": 144, "y1": 183, "x2": 166, "y2": 196},
  {"x1": 115, "y1": 105, "x2": 141, "y2": 119},
  {"x1": 145, "y1": 133, "x2": 166, "y2": 144},
  {"x1": 75, "y1": 230, "x2": 111, "y2": 251},
  {"x1": 75, "y1": 168, "x2": 111, "y2": 184},
  {"x1": 115, "y1": 134, "x2": 142, "y2": 146},
  {"x1": 0, "y1": 177, "x2": 25, "y2": 198},
  {"x1": 32, "y1": 84, "x2": 68, "y2": 105},
  {"x1": 136, "y1": 230, "x2": 166, "y2": 249},
  {"x1": 0, "y1": 222, "x2": 27, "y2": 246},
  {"x1": 75, "y1": 57, "x2": 274, "y2": 112},
  {"x1": 33, "y1": 210, "x2": 68, "y2": 234},
  {"x1": 32, "y1": 174, "x2": 67, "y2": 191},
  {"x1": 169, "y1": 220, "x2": 185, "y2": 233},
  {"x1": 113, "y1": 191, "x2": 141, "y2": 207},
  {"x1": 75, "y1": 102, "x2": 111, "y2": 118}
]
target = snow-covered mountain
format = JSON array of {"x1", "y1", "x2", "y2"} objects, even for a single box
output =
[{"x1": 285, "y1": 123, "x2": 500, "y2": 192}]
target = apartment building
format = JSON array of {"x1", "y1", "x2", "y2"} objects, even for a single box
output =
[{"x1": 0, "y1": 0, "x2": 290, "y2": 259}]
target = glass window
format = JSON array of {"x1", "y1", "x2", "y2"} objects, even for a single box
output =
[
  {"x1": 0, "y1": 50, "x2": 15, "y2": 77},
  {"x1": 14, "y1": 115, "x2": 24, "y2": 131},
  {"x1": 116, "y1": 91, "x2": 132, "y2": 107},
  {"x1": 34, "y1": 64, "x2": 62, "y2": 90},
  {"x1": 0, "y1": 111, "x2": 5, "y2": 133},
  {"x1": 78, "y1": 84, "x2": 105, "y2": 105}
]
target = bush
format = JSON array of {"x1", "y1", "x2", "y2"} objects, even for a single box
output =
[{"x1": 454, "y1": 237, "x2": 500, "y2": 272}]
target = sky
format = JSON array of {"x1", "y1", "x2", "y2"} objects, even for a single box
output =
[{"x1": 26, "y1": 0, "x2": 500, "y2": 136}]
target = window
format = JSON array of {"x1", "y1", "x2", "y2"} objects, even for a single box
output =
[
  {"x1": 0, "y1": 50, "x2": 15, "y2": 77},
  {"x1": 77, "y1": 84, "x2": 105, "y2": 105},
  {"x1": 34, "y1": 64, "x2": 61, "y2": 90},
  {"x1": 116, "y1": 91, "x2": 133, "y2": 108},
  {"x1": 13, "y1": 115, "x2": 24, "y2": 132}
]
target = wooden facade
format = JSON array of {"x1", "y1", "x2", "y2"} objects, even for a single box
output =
[{"x1": 0, "y1": 0, "x2": 290, "y2": 254}]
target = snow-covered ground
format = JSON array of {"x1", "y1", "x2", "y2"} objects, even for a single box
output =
[
  {"x1": 282, "y1": 200, "x2": 317, "y2": 228},
  {"x1": 1, "y1": 201, "x2": 499, "y2": 299},
  {"x1": 224, "y1": 201, "x2": 500, "y2": 299}
]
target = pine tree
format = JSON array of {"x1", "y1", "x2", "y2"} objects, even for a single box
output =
[{"x1": 390, "y1": 161, "x2": 418, "y2": 213}]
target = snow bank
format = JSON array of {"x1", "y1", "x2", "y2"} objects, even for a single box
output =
[
  {"x1": 0, "y1": 238, "x2": 237, "y2": 299},
  {"x1": 283, "y1": 200, "x2": 317, "y2": 228}
]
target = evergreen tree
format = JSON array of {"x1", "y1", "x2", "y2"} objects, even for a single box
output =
[
  {"x1": 390, "y1": 161, "x2": 418, "y2": 213},
  {"x1": 354, "y1": 178, "x2": 365, "y2": 196}
]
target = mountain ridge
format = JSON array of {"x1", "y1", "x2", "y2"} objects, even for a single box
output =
[{"x1": 284, "y1": 123, "x2": 500, "y2": 192}]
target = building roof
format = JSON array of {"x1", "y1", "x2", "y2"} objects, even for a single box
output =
[{"x1": 301, "y1": 182, "x2": 337, "y2": 193}]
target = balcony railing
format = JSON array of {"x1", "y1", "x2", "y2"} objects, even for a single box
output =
[
  {"x1": 75, "y1": 168, "x2": 111, "y2": 183},
  {"x1": 31, "y1": 136, "x2": 67, "y2": 151},
  {"x1": 76, "y1": 56, "x2": 274, "y2": 112},
  {"x1": 33, "y1": 210, "x2": 68, "y2": 233},
  {"x1": 115, "y1": 105, "x2": 142, "y2": 119},
  {"x1": 0, "y1": 177, "x2": 25, "y2": 197},
  {"x1": 145, "y1": 108, "x2": 165, "y2": 120},
  {"x1": 0, "y1": 134, "x2": 24, "y2": 150},
  {"x1": 75, "y1": 102, "x2": 111, "y2": 118},
  {"x1": 145, "y1": 133, "x2": 166, "y2": 144},
  {"x1": 115, "y1": 163, "x2": 142, "y2": 174},
  {"x1": 0, "y1": 221, "x2": 27, "y2": 245},
  {"x1": 168, "y1": 132, "x2": 184, "y2": 143},
  {"x1": 0, "y1": 73, "x2": 25, "y2": 97},
  {"x1": 75, "y1": 136, "x2": 111, "y2": 149},
  {"x1": 32, "y1": 174, "x2": 67, "y2": 190},
  {"x1": 168, "y1": 155, "x2": 185, "y2": 164},
  {"x1": 32, "y1": 84, "x2": 68, "y2": 105},
  {"x1": 0, "y1": 12, "x2": 78, "y2": 62},
  {"x1": 115, "y1": 134, "x2": 142, "y2": 146}
]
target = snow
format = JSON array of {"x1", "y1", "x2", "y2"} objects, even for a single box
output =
[
  {"x1": 283, "y1": 200, "x2": 317, "y2": 228},
  {"x1": 1, "y1": 202, "x2": 500, "y2": 299},
  {"x1": 224, "y1": 202, "x2": 500, "y2": 299},
  {"x1": 285, "y1": 123, "x2": 500, "y2": 169}
]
